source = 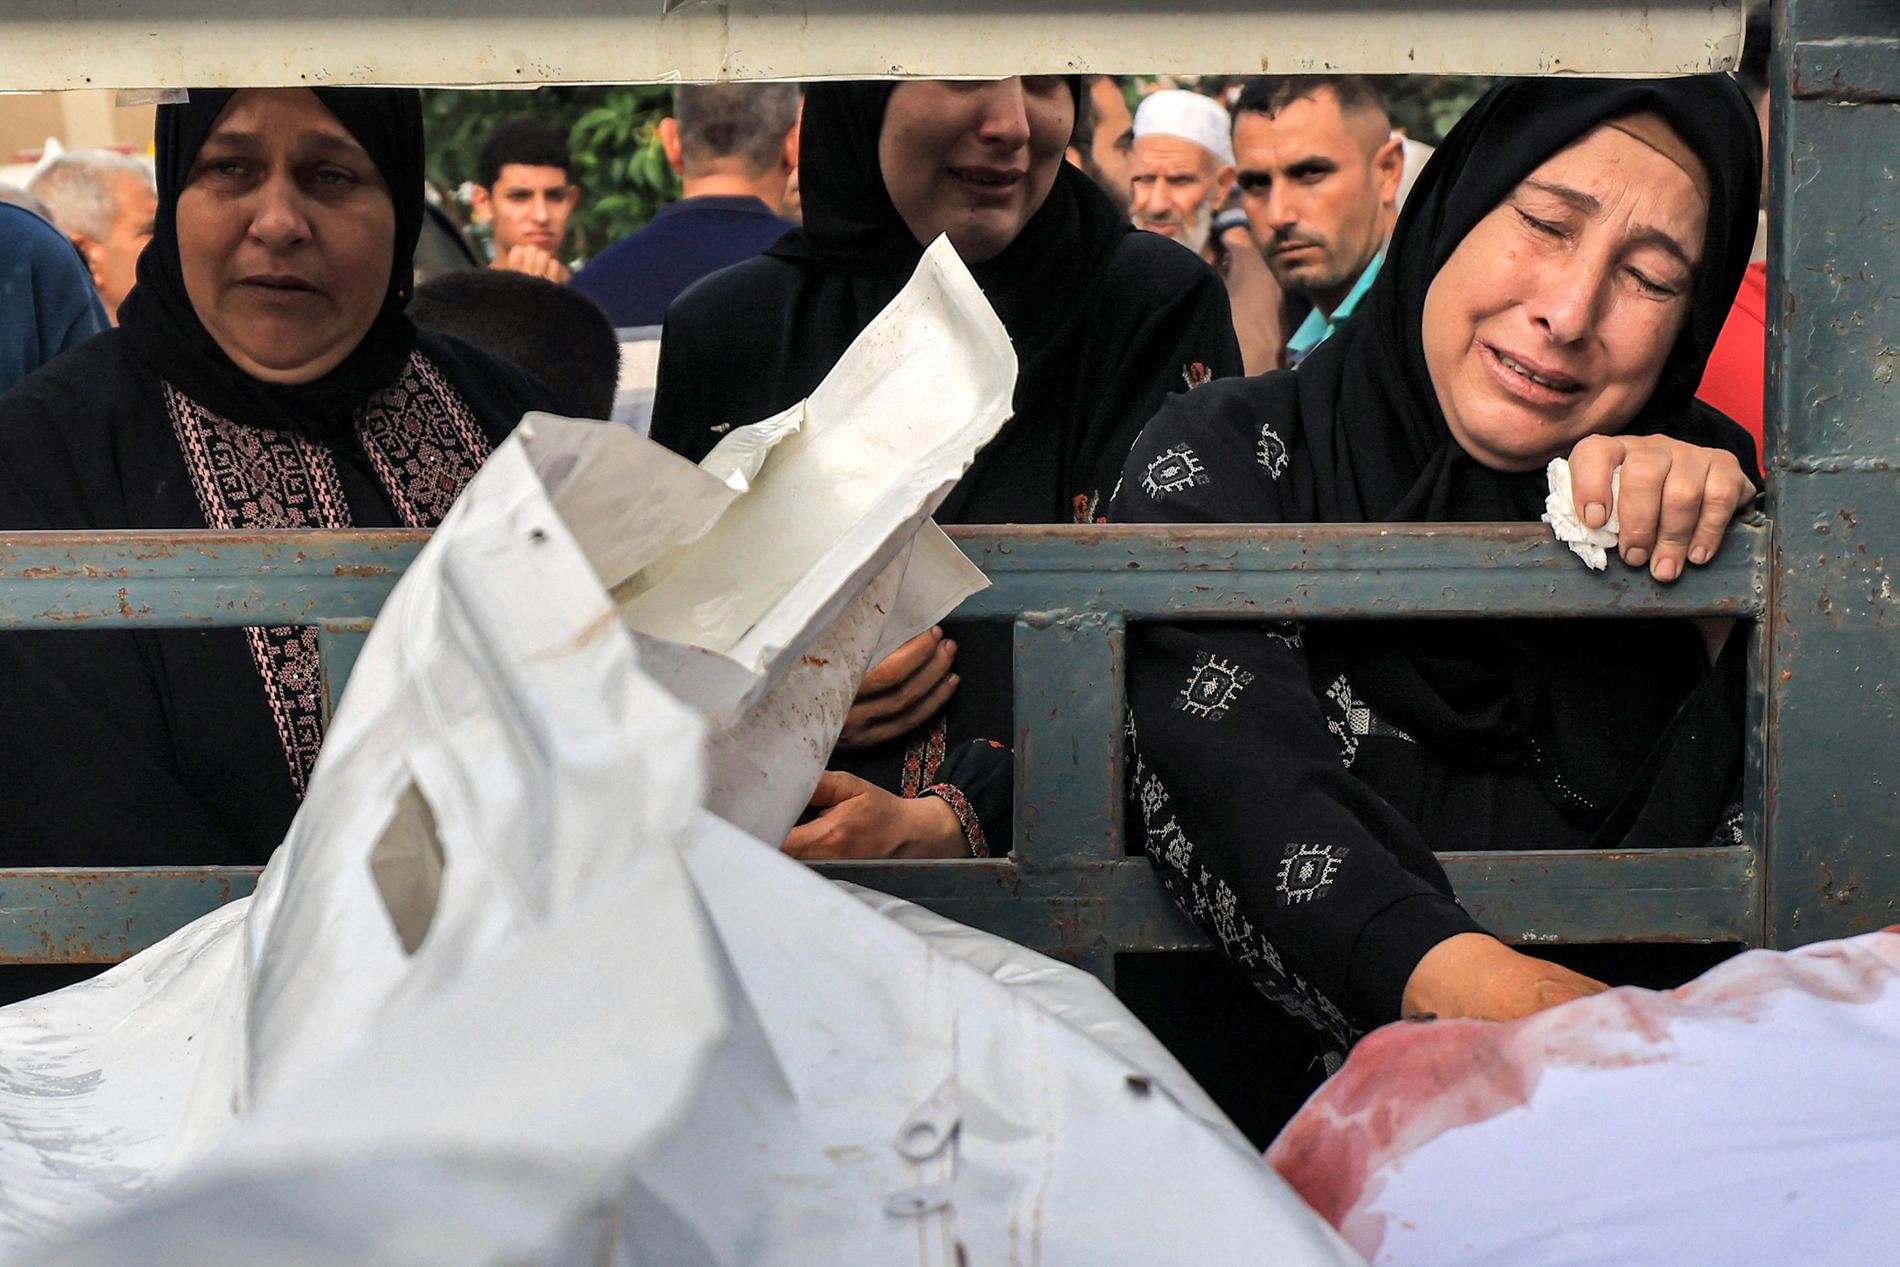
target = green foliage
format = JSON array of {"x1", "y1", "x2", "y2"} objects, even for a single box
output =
[
  {"x1": 420, "y1": 86, "x2": 681, "y2": 263},
  {"x1": 1130, "y1": 74, "x2": 1492, "y2": 148},
  {"x1": 1376, "y1": 76, "x2": 1495, "y2": 146}
]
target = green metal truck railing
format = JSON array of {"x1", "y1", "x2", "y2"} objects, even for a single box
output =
[
  {"x1": 0, "y1": 0, "x2": 1893, "y2": 982},
  {"x1": 0, "y1": 521, "x2": 1770, "y2": 982}
]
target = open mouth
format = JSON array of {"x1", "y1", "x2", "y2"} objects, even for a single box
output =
[
  {"x1": 1480, "y1": 342, "x2": 1586, "y2": 407},
  {"x1": 1492, "y1": 347, "x2": 1582, "y2": 393}
]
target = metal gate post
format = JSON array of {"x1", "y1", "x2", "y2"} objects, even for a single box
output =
[
  {"x1": 1013, "y1": 610, "x2": 1127, "y2": 982},
  {"x1": 1763, "y1": 0, "x2": 1900, "y2": 945}
]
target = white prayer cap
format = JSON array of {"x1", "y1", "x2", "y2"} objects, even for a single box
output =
[{"x1": 1132, "y1": 89, "x2": 1235, "y2": 167}]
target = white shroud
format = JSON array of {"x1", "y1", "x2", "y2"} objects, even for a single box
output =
[{"x1": 0, "y1": 239, "x2": 1359, "y2": 1267}]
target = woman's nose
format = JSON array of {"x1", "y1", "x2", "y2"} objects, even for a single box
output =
[
  {"x1": 974, "y1": 79, "x2": 1033, "y2": 148},
  {"x1": 1528, "y1": 254, "x2": 1605, "y2": 345},
  {"x1": 248, "y1": 175, "x2": 310, "y2": 249}
]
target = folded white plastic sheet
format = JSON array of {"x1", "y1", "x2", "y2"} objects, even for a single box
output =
[
  {"x1": 0, "y1": 240, "x2": 1359, "y2": 1267},
  {"x1": 1269, "y1": 931, "x2": 1900, "y2": 1266}
]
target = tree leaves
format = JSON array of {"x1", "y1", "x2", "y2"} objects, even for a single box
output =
[{"x1": 421, "y1": 86, "x2": 683, "y2": 263}]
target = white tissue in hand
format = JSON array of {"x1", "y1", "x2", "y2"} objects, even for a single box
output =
[{"x1": 1542, "y1": 457, "x2": 1620, "y2": 570}]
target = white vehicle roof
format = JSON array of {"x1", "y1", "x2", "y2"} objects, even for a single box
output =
[{"x1": 0, "y1": 0, "x2": 1744, "y2": 90}]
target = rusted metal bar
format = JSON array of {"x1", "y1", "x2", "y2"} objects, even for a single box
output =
[
  {"x1": 318, "y1": 619, "x2": 376, "y2": 721},
  {"x1": 951, "y1": 522, "x2": 1767, "y2": 621},
  {"x1": 1791, "y1": 34, "x2": 1900, "y2": 102},
  {"x1": 1761, "y1": 0, "x2": 1900, "y2": 948},
  {"x1": 8, "y1": 846, "x2": 1759, "y2": 967},
  {"x1": 1013, "y1": 612, "x2": 1126, "y2": 871},
  {"x1": 0, "y1": 521, "x2": 1767, "y2": 633},
  {"x1": 0, "y1": 868, "x2": 260, "y2": 965},
  {"x1": 0, "y1": 530, "x2": 423, "y2": 630}
]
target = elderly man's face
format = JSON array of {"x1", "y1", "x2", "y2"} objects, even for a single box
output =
[
  {"x1": 91, "y1": 172, "x2": 156, "y2": 324},
  {"x1": 1129, "y1": 134, "x2": 1232, "y2": 256},
  {"x1": 1234, "y1": 88, "x2": 1403, "y2": 313}
]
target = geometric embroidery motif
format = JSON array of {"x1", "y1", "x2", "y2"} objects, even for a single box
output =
[
  {"x1": 1322, "y1": 673, "x2": 1412, "y2": 767},
  {"x1": 357, "y1": 354, "x2": 494, "y2": 527},
  {"x1": 1173, "y1": 649, "x2": 1254, "y2": 721},
  {"x1": 1256, "y1": 421, "x2": 1289, "y2": 479},
  {"x1": 1136, "y1": 770, "x2": 1168, "y2": 822},
  {"x1": 1141, "y1": 442, "x2": 1211, "y2": 499},
  {"x1": 165, "y1": 352, "x2": 493, "y2": 798},
  {"x1": 1127, "y1": 718, "x2": 1358, "y2": 1047},
  {"x1": 1277, "y1": 842, "x2": 1348, "y2": 906},
  {"x1": 1151, "y1": 816, "x2": 1194, "y2": 872}
]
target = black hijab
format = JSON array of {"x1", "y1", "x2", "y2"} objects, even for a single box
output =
[
  {"x1": 1302, "y1": 74, "x2": 1761, "y2": 524},
  {"x1": 1298, "y1": 75, "x2": 1762, "y2": 842},
  {"x1": 117, "y1": 87, "x2": 426, "y2": 442},
  {"x1": 765, "y1": 80, "x2": 1136, "y2": 521}
]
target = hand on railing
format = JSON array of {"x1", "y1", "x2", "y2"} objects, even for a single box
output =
[{"x1": 1566, "y1": 433, "x2": 1757, "y2": 584}]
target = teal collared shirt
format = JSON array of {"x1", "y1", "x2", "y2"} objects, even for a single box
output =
[{"x1": 1286, "y1": 249, "x2": 1385, "y2": 367}]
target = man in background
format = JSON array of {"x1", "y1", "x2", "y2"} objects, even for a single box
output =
[
  {"x1": 0, "y1": 201, "x2": 110, "y2": 394},
  {"x1": 1064, "y1": 75, "x2": 1135, "y2": 218},
  {"x1": 1127, "y1": 89, "x2": 1235, "y2": 264},
  {"x1": 571, "y1": 84, "x2": 800, "y2": 330},
  {"x1": 28, "y1": 150, "x2": 156, "y2": 325},
  {"x1": 1232, "y1": 75, "x2": 1404, "y2": 366},
  {"x1": 470, "y1": 119, "x2": 582, "y2": 283}
]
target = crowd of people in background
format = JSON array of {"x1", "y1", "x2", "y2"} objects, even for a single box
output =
[
  {"x1": 0, "y1": 12, "x2": 1781, "y2": 1140},
  {"x1": 0, "y1": 55, "x2": 1775, "y2": 443}
]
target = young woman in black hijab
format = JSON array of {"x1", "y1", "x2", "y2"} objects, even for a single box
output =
[
  {"x1": 1112, "y1": 76, "x2": 1763, "y2": 1051},
  {"x1": 651, "y1": 78, "x2": 1241, "y2": 860},
  {"x1": 0, "y1": 89, "x2": 555, "y2": 865}
]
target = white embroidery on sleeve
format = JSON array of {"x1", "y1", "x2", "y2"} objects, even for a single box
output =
[
  {"x1": 1141, "y1": 443, "x2": 1211, "y2": 499},
  {"x1": 1174, "y1": 650, "x2": 1254, "y2": 722},
  {"x1": 1277, "y1": 842, "x2": 1349, "y2": 906},
  {"x1": 1256, "y1": 422, "x2": 1289, "y2": 479}
]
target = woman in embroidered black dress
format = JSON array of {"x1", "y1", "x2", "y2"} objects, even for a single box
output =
[
  {"x1": 1113, "y1": 76, "x2": 1763, "y2": 1050},
  {"x1": 650, "y1": 78, "x2": 1240, "y2": 860},
  {"x1": 0, "y1": 89, "x2": 556, "y2": 864}
]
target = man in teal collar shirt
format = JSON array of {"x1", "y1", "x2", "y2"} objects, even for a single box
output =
[{"x1": 1231, "y1": 75, "x2": 1408, "y2": 367}]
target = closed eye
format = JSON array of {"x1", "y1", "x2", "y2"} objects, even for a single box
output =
[
  {"x1": 1516, "y1": 208, "x2": 1566, "y2": 239},
  {"x1": 1626, "y1": 266, "x2": 1680, "y2": 299}
]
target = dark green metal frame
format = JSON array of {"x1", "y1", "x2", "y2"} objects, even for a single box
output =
[
  {"x1": 0, "y1": 522, "x2": 1769, "y2": 977},
  {"x1": 0, "y1": 0, "x2": 1893, "y2": 979}
]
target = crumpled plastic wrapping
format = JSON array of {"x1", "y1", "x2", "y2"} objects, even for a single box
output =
[
  {"x1": 1541, "y1": 456, "x2": 1621, "y2": 570},
  {"x1": 1270, "y1": 930, "x2": 1900, "y2": 1266},
  {"x1": 0, "y1": 238, "x2": 1360, "y2": 1267}
]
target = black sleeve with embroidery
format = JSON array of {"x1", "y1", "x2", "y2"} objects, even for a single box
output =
[
  {"x1": 1110, "y1": 390, "x2": 1483, "y2": 1045},
  {"x1": 923, "y1": 739, "x2": 1011, "y2": 858}
]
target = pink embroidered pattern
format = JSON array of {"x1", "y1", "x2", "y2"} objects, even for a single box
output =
[
  {"x1": 924, "y1": 782, "x2": 989, "y2": 858},
  {"x1": 165, "y1": 352, "x2": 492, "y2": 796},
  {"x1": 899, "y1": 714, "x2": 950, "y2": 798},
  {"x1": 167, "y1": 384, "x2": 351, "y2": 796},
  {"x1": 358, "y1": 354, "x2": 492, "y2": 526}
]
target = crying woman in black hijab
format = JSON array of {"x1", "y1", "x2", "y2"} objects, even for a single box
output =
[
  {"x1": 652, "y1": 79, "x2": 1241, "y2": 861},
  {"x1": 0, "y1": 90, "x2": 558, "y2": 865},
  {"x1": 1113, "y1": 76, "x2": 1763, "y2": 1049}
]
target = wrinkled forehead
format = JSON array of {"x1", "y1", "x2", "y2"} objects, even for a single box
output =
[
  {"x1": 1130, "y1": 133, "x2": 1219, "y2": 175},
  {"x1": 1518, "y1": 118, "x2": 1711, "y2": 256}
]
